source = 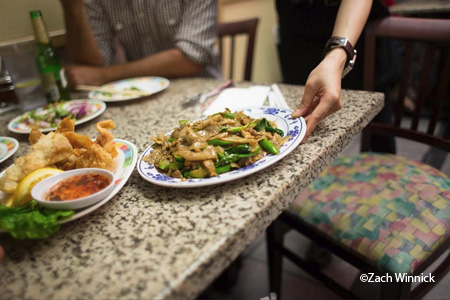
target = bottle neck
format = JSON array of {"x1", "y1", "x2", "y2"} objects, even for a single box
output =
[{"x1": 31, "y1": 17, "x2": 50, "y2": 44}]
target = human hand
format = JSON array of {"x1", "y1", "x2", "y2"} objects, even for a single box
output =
[
  {"x1": 291, "y1": 49, "x2": 346, "y2": 140},
  {"x1": 64, "y1": 65, "x2": 108, "y2": 89}
]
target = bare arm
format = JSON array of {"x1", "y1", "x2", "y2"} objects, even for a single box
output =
[
  {"x1": 60, "y1": 0, "x2": 104, "y2": 66},
  {"x1": 292, "y1": 0, "x2": 372, "y2": 140},
  {"x1": 65, "y1": 48, "x2": 203, "y2": 87}
]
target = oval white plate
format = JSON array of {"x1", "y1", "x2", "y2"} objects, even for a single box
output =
[
  {"x1": 7, "y1": 99, "x2": 107, "y2": 134},
  {"x1": 88, "y1": 76, "x2": 170, "y2": 102},
  {"x1": 0, "y1": 139, "x2": 137, "y2": 230},
  {"x1": 0, "y1": 137, "x2": 19, "y2": 164},
  {"x1": 137, "y1": 107, "x2": 306, "y2": 188}
]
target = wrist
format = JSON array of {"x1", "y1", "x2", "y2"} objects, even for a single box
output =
[
  {"x1": 322, "y1": 36, "x2": 357, "y2": 78},
  {"x1": 323, "y1": 48, "x2": 347, "y2": 70}
]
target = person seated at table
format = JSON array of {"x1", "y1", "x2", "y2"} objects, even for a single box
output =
[
  {"x1": 59, "y1": 0, "x2": 222, "y2": 88},
  {"x1": 285, "y1": 0, "x2": 400, "y2": 153}
]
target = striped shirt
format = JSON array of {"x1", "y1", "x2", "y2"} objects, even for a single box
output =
[{"x1": 84, "y1": 0, "x2": 222, "y2": 78}]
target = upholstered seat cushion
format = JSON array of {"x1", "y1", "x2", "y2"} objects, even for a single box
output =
[{"x1": 288, "y1": 152, "x2": 450, "y2": 274}]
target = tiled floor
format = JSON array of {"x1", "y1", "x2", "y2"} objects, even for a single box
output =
[{"x1": 199, "y1": 131, "x2": 450, "y2": 299}]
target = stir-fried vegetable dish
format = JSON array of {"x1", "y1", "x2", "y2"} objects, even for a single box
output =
[{"x1": 143, "y1": 109, "x2": 290, "y2": 179}]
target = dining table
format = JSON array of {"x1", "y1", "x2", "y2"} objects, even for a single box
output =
[
  {"x1": 0, "y1": 77, "x2": 383, "y2": 299},
  {"x1": 389, "y1": 0, "x2": 450, "y2": 16}
]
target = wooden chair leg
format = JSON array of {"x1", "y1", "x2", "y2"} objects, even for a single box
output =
[
  {"x1": 266, "y1": 219, "x2": 287, "y2": 298},
  {"x1": 380, "y1": 281, "x2": 411, "y2": 299}
]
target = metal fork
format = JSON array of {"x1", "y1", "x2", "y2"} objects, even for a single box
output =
[{"x1": 182, "y1": 80, "x2": 234, "y2": 107}]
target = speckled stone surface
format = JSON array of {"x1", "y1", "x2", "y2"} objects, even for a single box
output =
[
  {"x1": 389, "y1": 0, "x2": 450, "y2": 15},
  {"x1": 0, "y1": 78, "x2": 383, "y2": 299}
]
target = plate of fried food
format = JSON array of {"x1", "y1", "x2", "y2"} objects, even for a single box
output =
[
  {"x1": 0, "y1": 117, "x2": 137, "y2": 239},
  {"x1": 137, "y1": 107, "x2": 306, "y2": 188},
  {"x1": 88, "y1": 76, "x2": 170, "y2": 102},
  {"x1": 7, "y1": 99, "x2": 106, "y2": 134}
]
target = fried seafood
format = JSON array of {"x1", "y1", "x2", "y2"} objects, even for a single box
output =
[
  {"x1": 0, "y1": 132, "x2": 73, "y2": 193},
  {"x1": 0, "y1": 117, "x2": 118, "y2": 194},
  {"x1": 143, "y1": 109, "x2": 290, "y2": 179}
]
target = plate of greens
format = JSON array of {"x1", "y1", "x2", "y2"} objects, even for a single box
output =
[
  {"x1": 137, "y1": 107, "x2": 306, "y2": 188},
  {"x1": 88, "y1": 76, "x2": 170, "y2": 102},
  {"x1": 7, "y1": 99, "x2": 106, "y2": 134},
  {"x1": 0, "y1": 139, "x2": 138, "y2": 239}
]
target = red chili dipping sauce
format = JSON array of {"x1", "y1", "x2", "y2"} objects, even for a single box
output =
[{"x1": 45, "y1": 174, "x2": 111, "y2": 201}]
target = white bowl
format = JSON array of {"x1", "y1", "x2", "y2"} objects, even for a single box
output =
[{"x1": 31, "y1": 168, "x2": 115, "y2": 210}]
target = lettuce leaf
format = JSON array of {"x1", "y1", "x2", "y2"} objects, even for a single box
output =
[{"x1": 0, "y1": 200, "x2": 74, "y2": 239}]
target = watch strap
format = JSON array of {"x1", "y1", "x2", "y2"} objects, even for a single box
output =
[{"x1": 322, "y1": 36, "x2": 357, "y2": 78}]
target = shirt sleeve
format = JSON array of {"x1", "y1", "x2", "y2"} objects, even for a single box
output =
[
  {"x1": 83, "y1": 0, "x2": 115, "y2": 65},
  {"x1": 174, "y1": 0, "x2": 218, "y2": 65}
]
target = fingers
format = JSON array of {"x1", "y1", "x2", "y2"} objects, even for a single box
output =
[
  {"x1": 291, "y1": 82, "x2": 317, "y2": 118},
  {"x1": 303, "y1": 95, "x2": 341, "y2": 140}
]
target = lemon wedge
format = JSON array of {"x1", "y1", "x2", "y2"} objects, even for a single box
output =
[{"x1": 13, "y1": 168, "x2": 64, "y2": 207}]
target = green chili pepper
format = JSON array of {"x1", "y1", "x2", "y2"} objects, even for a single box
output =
[
  {"x1": 259, "y1": 138, "x2": 279, "y2": 155},
  {"x1": 179, "y1": 120, "x2": 189, "y2": 126},
  {"x1": 168, "y1": 137, "x2": 177, "y2": 142}
]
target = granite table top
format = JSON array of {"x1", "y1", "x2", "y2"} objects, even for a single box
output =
[
  {"x1": 0, "y1": 78, "x2": 383, "y2": 299},
  {"x1": 390, "y1": 0, "x2": 450, "y2": 15}
]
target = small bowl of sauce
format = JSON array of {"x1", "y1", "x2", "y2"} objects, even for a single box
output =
[{"x1": 32, "y1": 168, "x2": 115, "y2": 210}]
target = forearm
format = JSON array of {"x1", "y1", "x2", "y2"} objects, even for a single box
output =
[
  {"x1": 60, "y1": 0, "x2": 104, "y2": 66},
  {"x1": 101, "y1": 49, "x2": 204, "y2": 83},
  {"x1": 333, "y1": 0, "x2": 372, "y2": 46},
  {"x1": 325, "y1": 0, "x2": 372, "y2": 70}
]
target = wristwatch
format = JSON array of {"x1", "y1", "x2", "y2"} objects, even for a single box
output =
[{"x1": 322, "y1": 36, "x2": 357, "y2": 78}]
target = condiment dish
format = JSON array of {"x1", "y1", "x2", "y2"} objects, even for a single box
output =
[{"x1": 31, "y1": 168, "x2": 115, "y2": 210}]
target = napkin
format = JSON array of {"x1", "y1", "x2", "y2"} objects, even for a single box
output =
[
  {"x1": 202, "y1": 84, "x2": 290, "y2": 116},
  {"x1": 202, "y1": 86, "x2": 270, "y2": 116}
]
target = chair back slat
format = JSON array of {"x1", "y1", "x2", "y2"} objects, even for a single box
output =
[
  {"x1": 363, "y1": 16, "x2": 450, "y2": 153},
  {"x1": 217, "y1": 18, "x2": 259, "y2": 81},
  {"x1": 428, "y1": 50, "x2": 450, "y2": 135},
  {"x1": 411, "y1": 43, "x2": 436, "y2": 131},
  {"x1": 230, "y1": 36, "x2": 235, "y2": 79},
  {"x1": 393, "y1": 41, "x2": 413, "y2": 127}
]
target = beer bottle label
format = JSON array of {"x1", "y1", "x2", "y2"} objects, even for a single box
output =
[{"x1": 42, "y1": 73, "x2": 60, "y2": 102}]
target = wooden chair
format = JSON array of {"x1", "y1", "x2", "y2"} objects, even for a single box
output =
[
  {"x1": 266, "y1": 16, "x2": 450, "y2": 299},
  {"x1": 217, "y1": 18, "x2": 259, "y2": 81}
]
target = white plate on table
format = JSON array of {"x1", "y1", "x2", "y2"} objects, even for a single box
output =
[
  {"x1": 0, "y1": 137, "x2": 19, "y2": 164},
  {"x1": 7, "y1": 99, "x2": 106, "y2": 134},
  {"x1": 0, "y1": 139, "x2": 137, "y2": 230},
  {"x1": 88, "y1": 76, "x2": 170, "y2": 102},
  {"x1": 137, "y1": 106, "x2": 306, "y2": 188}
]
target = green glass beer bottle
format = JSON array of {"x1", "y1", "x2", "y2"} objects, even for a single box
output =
[{"x1": 30, "y1": 10, "x2": 70, "y2": 103}]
